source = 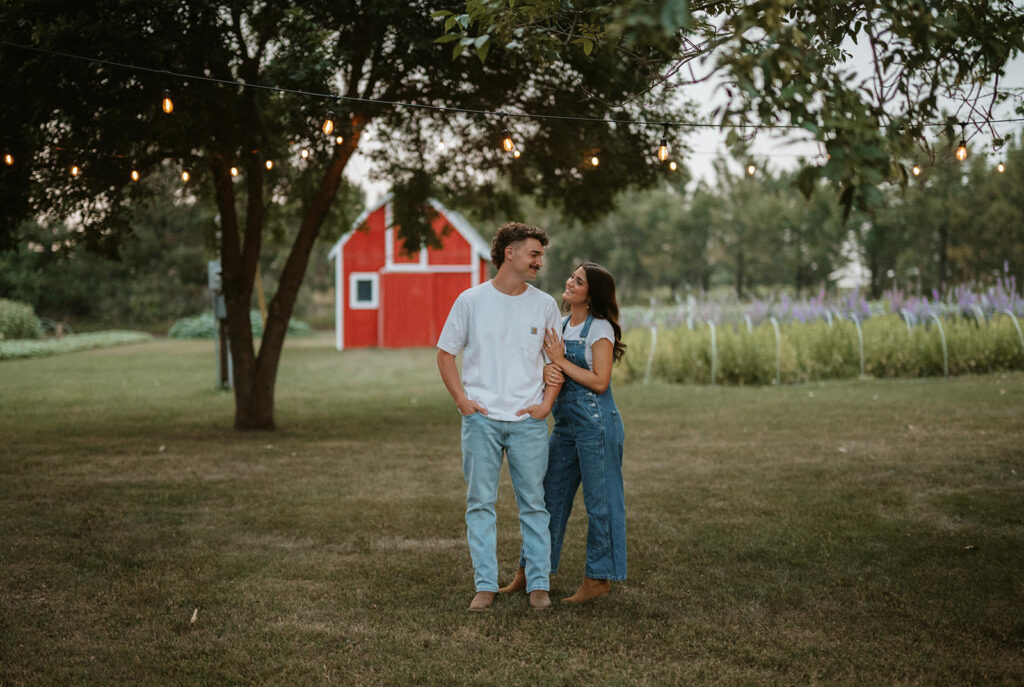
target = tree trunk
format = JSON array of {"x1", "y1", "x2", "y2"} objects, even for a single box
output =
[
  {"x1": 214, "y1": 120, "x2": 364, "y2": 431},
  {"x1": 734, "y1": 250, "x2": 745, "y2": 298},
  {"x1": 937, "y1": 222, "x2": 949, "y2": 291}
]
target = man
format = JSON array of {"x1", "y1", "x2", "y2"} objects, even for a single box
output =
[{"x1": 437, "y1": 222, "x2": 562, "y2": 612}]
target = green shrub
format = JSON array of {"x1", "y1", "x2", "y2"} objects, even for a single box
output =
[
  {"x1": 168, "y1": 310, "x2": 313, "y2": 339},
  {"x1": 0, "y1": 298, "x2": 41, "y2": 340}
]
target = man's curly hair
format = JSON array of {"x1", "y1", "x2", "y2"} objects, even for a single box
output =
[{"x1": 490, "y1": 222, "x2": 549, "y2": 269}]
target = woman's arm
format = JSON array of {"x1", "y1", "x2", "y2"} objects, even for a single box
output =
[{"x1": 543, "y1": 328, "x2": 613, "y2": 394}]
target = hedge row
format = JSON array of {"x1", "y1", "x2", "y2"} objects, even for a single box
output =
[
  {"x1": 0, "y1": 331, "x2": 152, "y2": 361},
  {"x1": 168, "y1": 310, "x2": 312, "y2": 339}
]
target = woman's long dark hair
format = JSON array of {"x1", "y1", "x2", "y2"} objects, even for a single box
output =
[{"x1": 578, "y1": 262, "x2": 627, "y2": 362}]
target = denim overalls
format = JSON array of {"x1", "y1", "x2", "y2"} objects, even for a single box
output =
[{"x1": 521, "y1": 315, "x2": 627, "y2": 581}]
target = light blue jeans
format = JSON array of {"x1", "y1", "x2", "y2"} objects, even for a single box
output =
[{"x1": 461, "y1": 412, "x2": 551, "y2": 593}]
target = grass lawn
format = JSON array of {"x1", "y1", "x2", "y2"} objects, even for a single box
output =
[{"x1": 1, "y1": 333, "x2": 1022, "y2": 685}]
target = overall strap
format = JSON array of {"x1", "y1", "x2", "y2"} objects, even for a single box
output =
[
  {"x1": 579, "y1": 314, "x2": 595, "y2": 338},
  {"x1": 560, "y1": 315, "x2": 571, "y2": 334}
]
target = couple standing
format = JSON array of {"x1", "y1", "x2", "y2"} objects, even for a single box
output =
[{"x1": 436, "y1": 222, "x2": 627, "y2": 612}]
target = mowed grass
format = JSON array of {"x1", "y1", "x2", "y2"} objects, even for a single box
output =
[{"x1": 1, "y1": 334, "x2": 1022, "y2": 685}]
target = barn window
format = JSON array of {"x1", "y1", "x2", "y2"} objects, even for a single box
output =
[{"x1": 349, "y1": 272, "x2": 379, "y2": 309}]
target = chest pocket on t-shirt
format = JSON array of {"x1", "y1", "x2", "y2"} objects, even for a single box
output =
[{"x1": 517, "y1": 323, "x2": 544, "y2": 360}]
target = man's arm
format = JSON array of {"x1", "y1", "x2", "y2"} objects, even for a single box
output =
[{"x1": 437, "y1": 349, "x2": 488, "y2": 415}]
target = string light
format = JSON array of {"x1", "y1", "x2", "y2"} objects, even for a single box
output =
[
  {"x1": 955, "y1": 140, "x2": 968, "y2": 161},
  {"x1": 300, "y1": 148, "x2": 310, "y2": 159},
  {"x1": 912, "y1": 164, "x2": 921, "y2": 176},
  {"x1": 657, "y1": 123, "x2": 670, "y2": 162},
  {"x1": 955, "y1": 125, "x2": 968, "y2": 161},
  {"x1": 5, "y1": 45, "x2": 1023, "y2": 192},
  {"x1": 181, "y1": 169, "x2": 190, "y2": 182}
]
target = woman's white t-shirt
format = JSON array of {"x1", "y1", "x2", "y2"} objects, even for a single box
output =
[{"x1": 561, "y1": 316, "x2": 615, "y2": 370}]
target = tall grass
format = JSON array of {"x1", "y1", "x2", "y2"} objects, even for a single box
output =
[{"x1": 618, "y1": 314, "x2": 1024, "y2": 385}]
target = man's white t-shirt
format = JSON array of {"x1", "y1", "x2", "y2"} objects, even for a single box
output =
[
  {"x1": 561, "y1": 317, "x2": 615, "y2": 370},
  {"x1": 437, "y1": 281, "x2": 561, "y2": 422}
]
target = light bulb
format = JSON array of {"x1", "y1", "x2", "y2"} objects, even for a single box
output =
[
  {"x1": 669, "y1": 160, "x2": 678, "y2": 171},
  {"x1": 4, "y1": 153, "x2": 12, "y2": 166},
  {"x1": 590, "y1": 156, "x2": 599, "y2": 167},
  {"x1": 335, "y1": 135, "x2": 344, "y2": 145},
  {"x1": 997, "y1": 161, "x2": 1006, "y2": 173},
  {"x1": 265, "y1": 159, "x2": 273, "y2": 170},
  {"x1": 230, "y1": 166, "x2": 239, "y2": 177},
  {"x1": 322, "y1": 111, "x2": 335, "y2": 136},
  {"x1": 501, "y1": 129, "x2": 514, "y2": 152},
  {"x1": 746, "y1": 164, "x2": 756, "y2": 176},
  {"x1": 513, "y1": 149, "x2": 521, "y2": 159},
  {"x1": 70, "y1": 165, "x2": 80, "y2": 177},
  {"x1": 912, "y1": 165, "x2": 921, "y2": 176},
  {"x1": 131, "y1": 169, "x2": 140, "y2": 182},
  {"x1": 657, "y1": 138, "x2": 669, "y2": 162},
  {"x1": 181, "y1": 170, "x2": 190, "y2": 183},
  {"x1": 300, "y1": 148, "x2": 310, "y2": 159},
  {"x1": 162, "y1": 90, "x2": 174, "y2": 114},
  {"x1": 955, "y1": 139, "x2": 967, "y2": 162}
]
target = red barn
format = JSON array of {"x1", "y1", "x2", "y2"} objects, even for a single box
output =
[{"x1": 328, "y1": 194, "x2": 491, "y2": 350}]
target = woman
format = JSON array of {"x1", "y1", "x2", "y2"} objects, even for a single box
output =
[{"x1": 500, "y1": 262, "x2": 627, "y2": 603}]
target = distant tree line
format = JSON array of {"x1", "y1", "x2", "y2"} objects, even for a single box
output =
[
  {"x1": 2, "y1": 134, "x2": 1021, "y2": 324},
  {"x1": 531, "y1": 134, "x2": 1024, "y2": 302}
]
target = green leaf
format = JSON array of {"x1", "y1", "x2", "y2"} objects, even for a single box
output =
[
  {"x1": 660, "y1": 0, "x2": 691, "y2": 34},
  {"x1": 795, "y1": 165, "x2": 819, "y2": 199},
  {"x1": 583, "y1": 39, "x2": 594, "y2": 56},
  {"x1": 475, "y1": 35, "x2": 491, "y2": 63},
  {"x1": 431, "y1": 10, "x2": 453, "y2": 19},
  {"x1": 434, "y1": 34, "x2": 460, "y2": 44}
]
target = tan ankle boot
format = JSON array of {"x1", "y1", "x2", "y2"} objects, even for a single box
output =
[
  {"x1": 562, "y1": 578, "x2": 610, "y2": 603},
  {"x1": 528, "y1": 589, "x2": 552, "y2": 611},
  {"x1": 498, "y1": 566, "x2": 526, "y2": 594},
  {"x1": 468, "y1": 591, "x2": 496, "y2": 612}
]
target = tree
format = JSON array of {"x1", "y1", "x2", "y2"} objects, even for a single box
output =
[
  {"x1": 0, "y1": 170, "x2": 215, "y2": 328},
  {"x1": 445, "y1": 0, "x2": 1024, "y2": 216},
  {"x1": 863, "y1": 132, "x2": 1024, "y2": 297},
  {"x1": 1, "y1": 1, "x2": 684, "y2": 429}
]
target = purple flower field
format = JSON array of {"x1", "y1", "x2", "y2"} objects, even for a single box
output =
[{"x1": 622, "y1": 275, "x2": 1023, "y2": 331}]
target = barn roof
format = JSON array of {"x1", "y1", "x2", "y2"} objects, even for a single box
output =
[{"x1": 327, "y1": 194, "x2": 490, "y2": 261}]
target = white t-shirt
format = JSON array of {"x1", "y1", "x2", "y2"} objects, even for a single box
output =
[
  {"x1": 437, "y1": 281, "x2": 561, "y2": 422},
  {"x1": 561, "y1": 317, "x2": 615, "y2": 370}
]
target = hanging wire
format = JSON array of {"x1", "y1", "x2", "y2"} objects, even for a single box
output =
[{"x1": 3, "y1": 41, "x2": 1022, "y2": 134}]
